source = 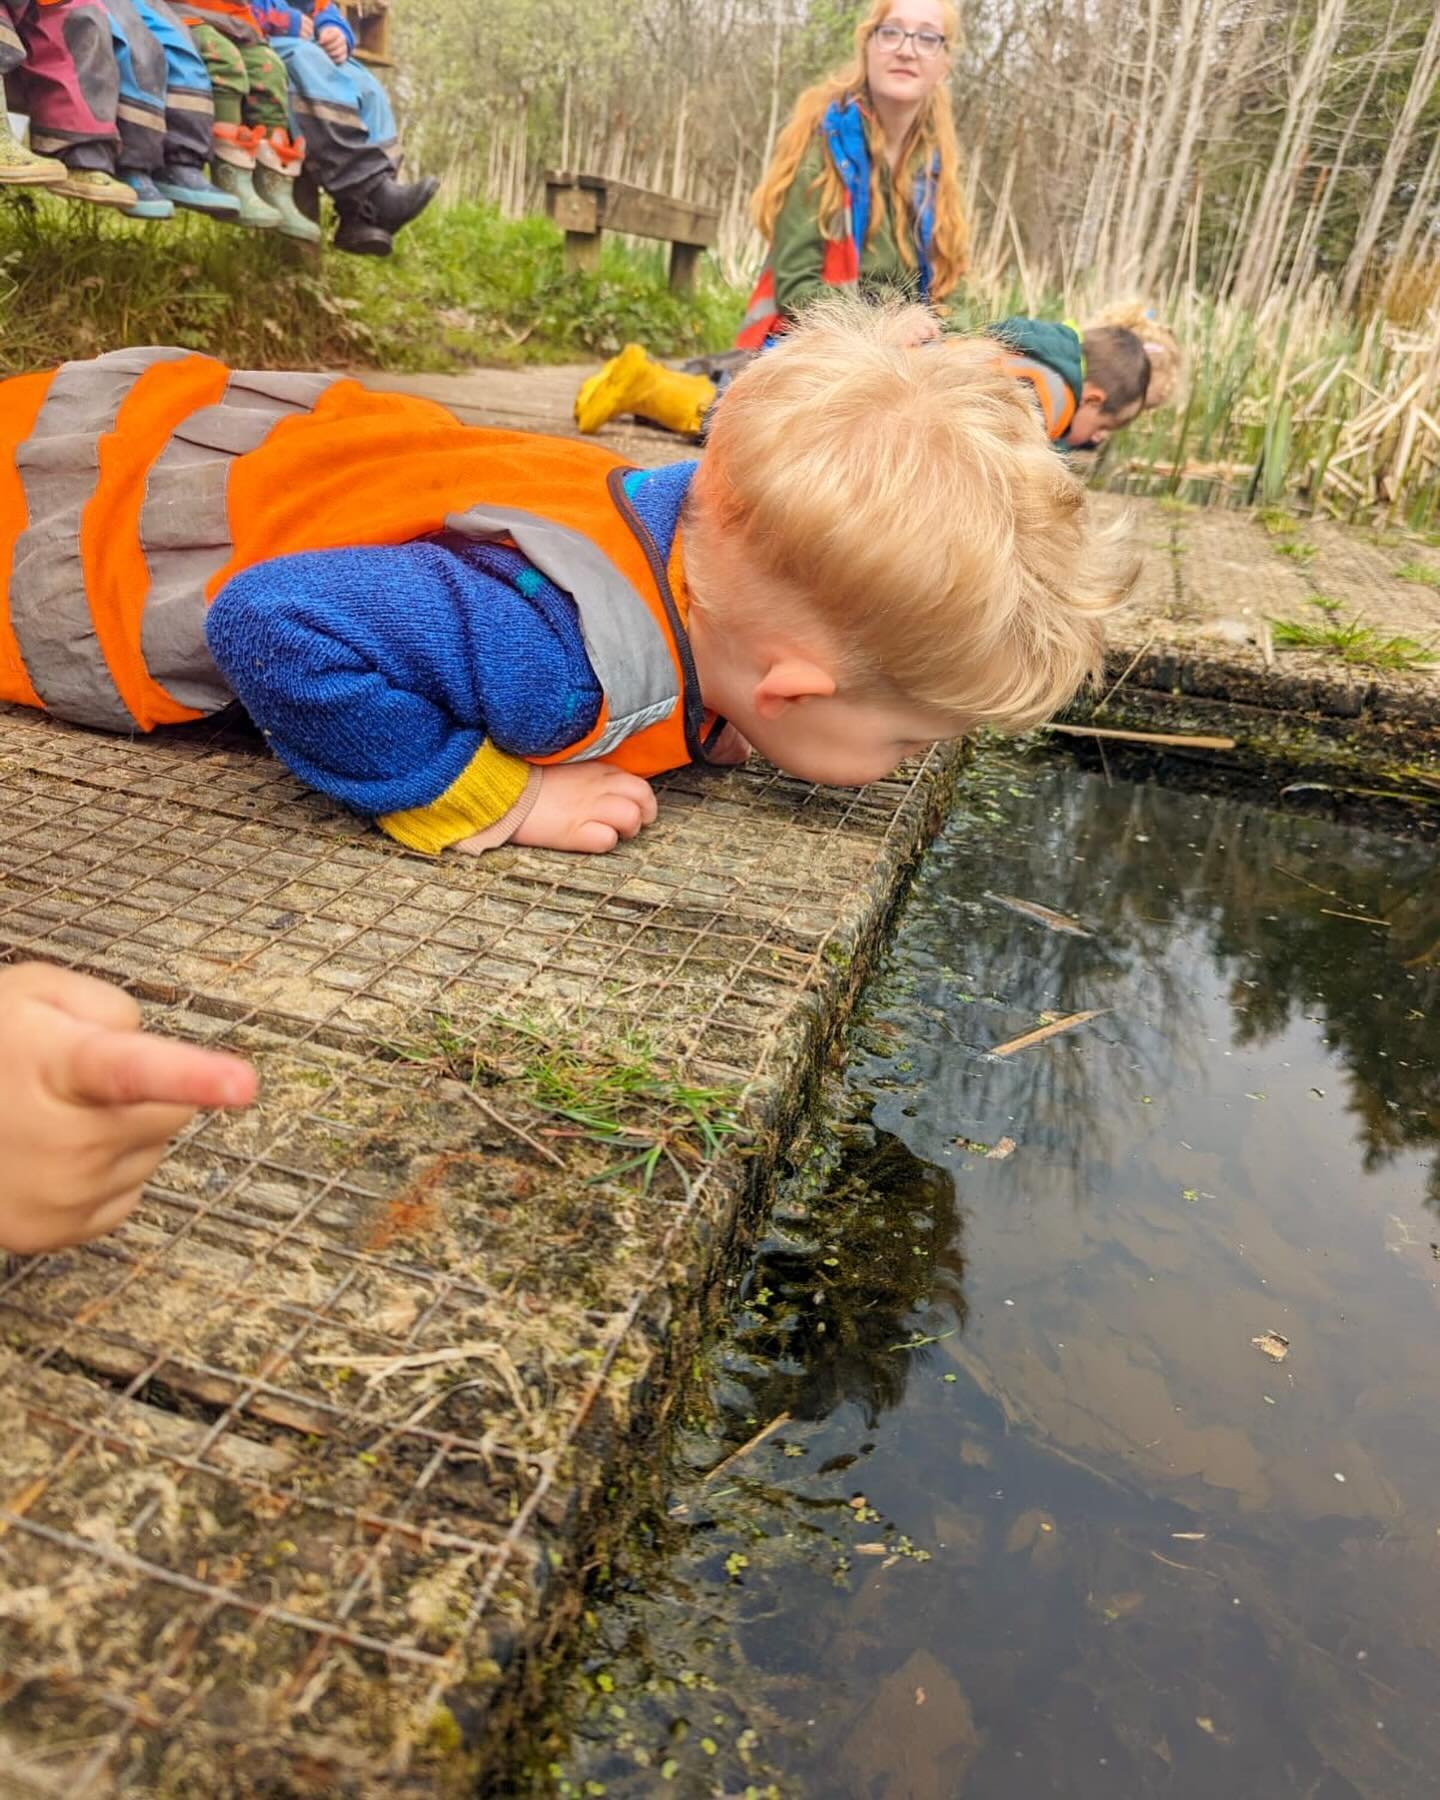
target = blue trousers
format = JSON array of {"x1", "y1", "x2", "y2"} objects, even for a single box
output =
[
  {"x1": 270, "y1": 36, "x2": 395, "y2": 193},
  {"x1": 134, "y1": 0, "x2": 213, "y2": 164},
  {"x1": 101, "y1": 0, "x2": 166, "y2": 169}
]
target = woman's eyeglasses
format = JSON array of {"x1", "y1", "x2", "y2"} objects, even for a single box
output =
[{"x1": 870, "y1": 23, "x2": 947, "y2": 58}]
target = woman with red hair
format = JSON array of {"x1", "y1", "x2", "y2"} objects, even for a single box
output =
[{"x1": 575, "y1": 0, "x2": 971, "y2": 437}]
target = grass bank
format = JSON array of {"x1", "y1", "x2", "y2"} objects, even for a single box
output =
[{"x1": 0, "y1": 192, "x2": 742, "y2": 374}]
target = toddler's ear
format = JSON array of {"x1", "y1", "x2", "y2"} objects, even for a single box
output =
[
  {"x1": 752, "y1": 657, "x2": 836, "y2": 720},
  {"x1": 1081, "y1": 380, "x2": 1109, "y2": 408}
]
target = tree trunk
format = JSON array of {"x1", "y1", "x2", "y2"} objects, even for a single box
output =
[{"x1": 1340, "y1": 5, "x2": 1440, "y2": 309}]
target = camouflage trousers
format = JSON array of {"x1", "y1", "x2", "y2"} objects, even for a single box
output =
[{"x1": 184, "y1": 17, "x2": 285, "y2": 129}]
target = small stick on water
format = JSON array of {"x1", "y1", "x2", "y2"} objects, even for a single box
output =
[
  {"x1": 703, "y1": 1411, "x2": 792, "y2": 1484},
  {"x1": 991, "y1": 1009, "x2": 1110, "y2": 1058},
  {"x1": 1096, "y1": 631, "x2": 1158, "y2": 711},
  {"x1": 1044, "y1": 724, "x2": 1237, "y2": 752},
  {"x1": 1274, "y1": 863, "x2": 1369, "y2": 912},
  {"x1": 1319, "y1": 908, "x2": 1391, "y2": 927},
  {"x1": 457, "y1": 1084, "x2": 565, "y2": 1167}
]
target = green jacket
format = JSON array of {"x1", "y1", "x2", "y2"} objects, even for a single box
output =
[{"x1": 771, "y1": 140, "x2": 927, "y2": 318}]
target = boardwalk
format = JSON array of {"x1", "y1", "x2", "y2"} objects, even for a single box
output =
[{"x1": 0, "y1": 363, "x2": 1436, "y2": 1797}]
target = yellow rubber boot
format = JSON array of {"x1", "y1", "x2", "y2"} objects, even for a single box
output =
[{"x1": 574, "y1": 344, "x2": 716, "y2": 438}]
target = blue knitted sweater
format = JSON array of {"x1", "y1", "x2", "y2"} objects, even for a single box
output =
[{"x1": 205, "y1": 460, "x2": 698, "y2": 824}]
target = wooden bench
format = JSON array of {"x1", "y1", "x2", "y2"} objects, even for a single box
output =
[
  {"x1": 544, "y1": 170, "x2": 719, "y2": 293},
  {"x1": 341, "y1": 0, "x2": 394, "y2": 68}
]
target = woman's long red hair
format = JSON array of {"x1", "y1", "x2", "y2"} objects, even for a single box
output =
[{"x1": 749, "y1": 0, "x2": 969, "y2": 299}]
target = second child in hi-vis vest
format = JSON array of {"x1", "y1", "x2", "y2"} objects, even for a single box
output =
[
  {"x1": 0, "y1": 301, "x2": 1137, "y2": 859},
  {"x1": 986, "y1": 308, "x2": 1185, "y2": 449}
]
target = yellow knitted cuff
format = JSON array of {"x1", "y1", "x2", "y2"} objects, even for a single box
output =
[{"x1": 378, "y1": 741, "x2": 535, "y2": 855}]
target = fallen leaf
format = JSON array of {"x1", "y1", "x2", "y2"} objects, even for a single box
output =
[
  {"x1": 915, "y1": 1686, "x2": 926, "y2": 1706},
  {"x1": 1251, "y1": 1330, "x2": 1290, "y2": 1363},
  {"x1": 1196, "y1": 1716, "x2": 1216, "y2": 1736},
  {"x1": 855, "y1": 1542, "x2": 889, "y2": 1555},
  {"x1": 987, "y1": 1136, "x2": 1017, "y2": 1160}
]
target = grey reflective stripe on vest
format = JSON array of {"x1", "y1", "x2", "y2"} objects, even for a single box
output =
[
  {"x1": 445, "y1": 502, "x2": 679, "y2": 760},
  {"x1": 9, "y1": 346, "x2": 200, "y2": 731},
  {"x1": 738, "y1": 264, "x2": 778, "y2": 334},
  {"x1": 139, "y1": 369, "x2": 339, "y2": 712}
]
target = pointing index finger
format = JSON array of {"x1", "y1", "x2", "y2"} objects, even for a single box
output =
[{"x1": 66, "y1": 1029, "x2": 259, "y2": 1111}]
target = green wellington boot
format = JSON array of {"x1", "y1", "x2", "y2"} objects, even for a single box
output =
[
  {"x1": 0, "y1": 116, "x2": 66, "y2": 187},
  {"x1": 253, "y1": 127, "x2": 321, "y2": 244},
  {"x1": 210, "y1": 122, "x2": 280, "y2": 229}
]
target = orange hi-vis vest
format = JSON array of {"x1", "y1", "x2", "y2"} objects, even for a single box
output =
[
  {"x1": 0, "y1": 347, "x2": 713, "y2": 777},
  {"x1": 995, "y1": 352, "x2": 1077, "y2": 442}
]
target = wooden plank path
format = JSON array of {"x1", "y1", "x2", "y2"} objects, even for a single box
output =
[{"x1": 1, "y1": 363, "x2": 1437, "y2": 1797}]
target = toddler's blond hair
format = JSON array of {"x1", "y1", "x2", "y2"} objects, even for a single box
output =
[
  {"x1": 690, "y1": 299, "x2": 1135, "y2": 735},
  {"x1": 1086, "y1": 299, "x2": 1185, "y2": 412}
]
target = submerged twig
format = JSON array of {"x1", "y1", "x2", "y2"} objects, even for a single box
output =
[
  {"x1": 985, "y1": 893, "x2": 1091, "y2": 937},
  {"x1": 991, "y1": 1009, "x2": 1110, "y2": 1058},
  {"x1": 702, "y1": 1412, "x2": 792, "y2": 1484}
]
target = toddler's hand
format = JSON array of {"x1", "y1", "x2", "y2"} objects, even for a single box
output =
[
  {"x1": 317, "y1": 23, "x2": 348, "y2": 60},
  {"x1": 0, "y1": 963, "x2": 257, "y2": 1256},
  {"x1": 508, "y1": 762, "x2": 657, "y2": 854},
  {"x1": 298, "y1": 11, "x2": 314, "y2": 35}
]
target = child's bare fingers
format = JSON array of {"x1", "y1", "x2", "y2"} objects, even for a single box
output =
[
  {"x1": 0, "y1": 1186, "x2": 141, "y2": 1255},
  {"x1": 66, "y1": 1030, "x2": 258, "y2": 1111},
  {"x1": 593, "y1": 795, "x2": 646, "y2": 840},
  {"x1": 83, "y1": 1190, "x2": 145, "y2": 1242},
  {"x1": 101, "y1": 1131, "x2": 189, "y2": 1195},
  {"x1": 5, "y1": 962, "x2": 141, "y2": 1032},
  {"x1": 603, "y1": 770, "x2": 657, "y2": 821},
  {"x1": 59, "y1": 1186, "x2": 147, "y2": 1251},
  {"x1": 570, "y1": 821, "x2": 620, "y2": 854}
]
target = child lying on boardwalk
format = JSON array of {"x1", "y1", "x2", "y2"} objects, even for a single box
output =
[
  {"x1": 575, "y1": 306, "x2": 1184, "y2": 450},
  {"x1": 0, "y1": 300, "x2": 1133, "y2": 857}
]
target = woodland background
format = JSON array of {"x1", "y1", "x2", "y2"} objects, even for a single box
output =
[
  {"x1": 6, "y1": 0, "x2": 1440, "y2": 521},
  {"x1": 393, "y1": 0, "x2": 1440, "y2": 316}
]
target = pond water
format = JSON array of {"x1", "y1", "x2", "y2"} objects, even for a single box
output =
[{"x1": 527, "y1": 749, "x2": 1440, "y2": 1800}]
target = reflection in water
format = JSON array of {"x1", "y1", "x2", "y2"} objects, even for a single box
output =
[
  {"x1": 526, "y1": 752, "x2": 1440, "y2": 1800},
  {"x1": 723, "y1": 1121, "x2": 968, "y2": 1430}
]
